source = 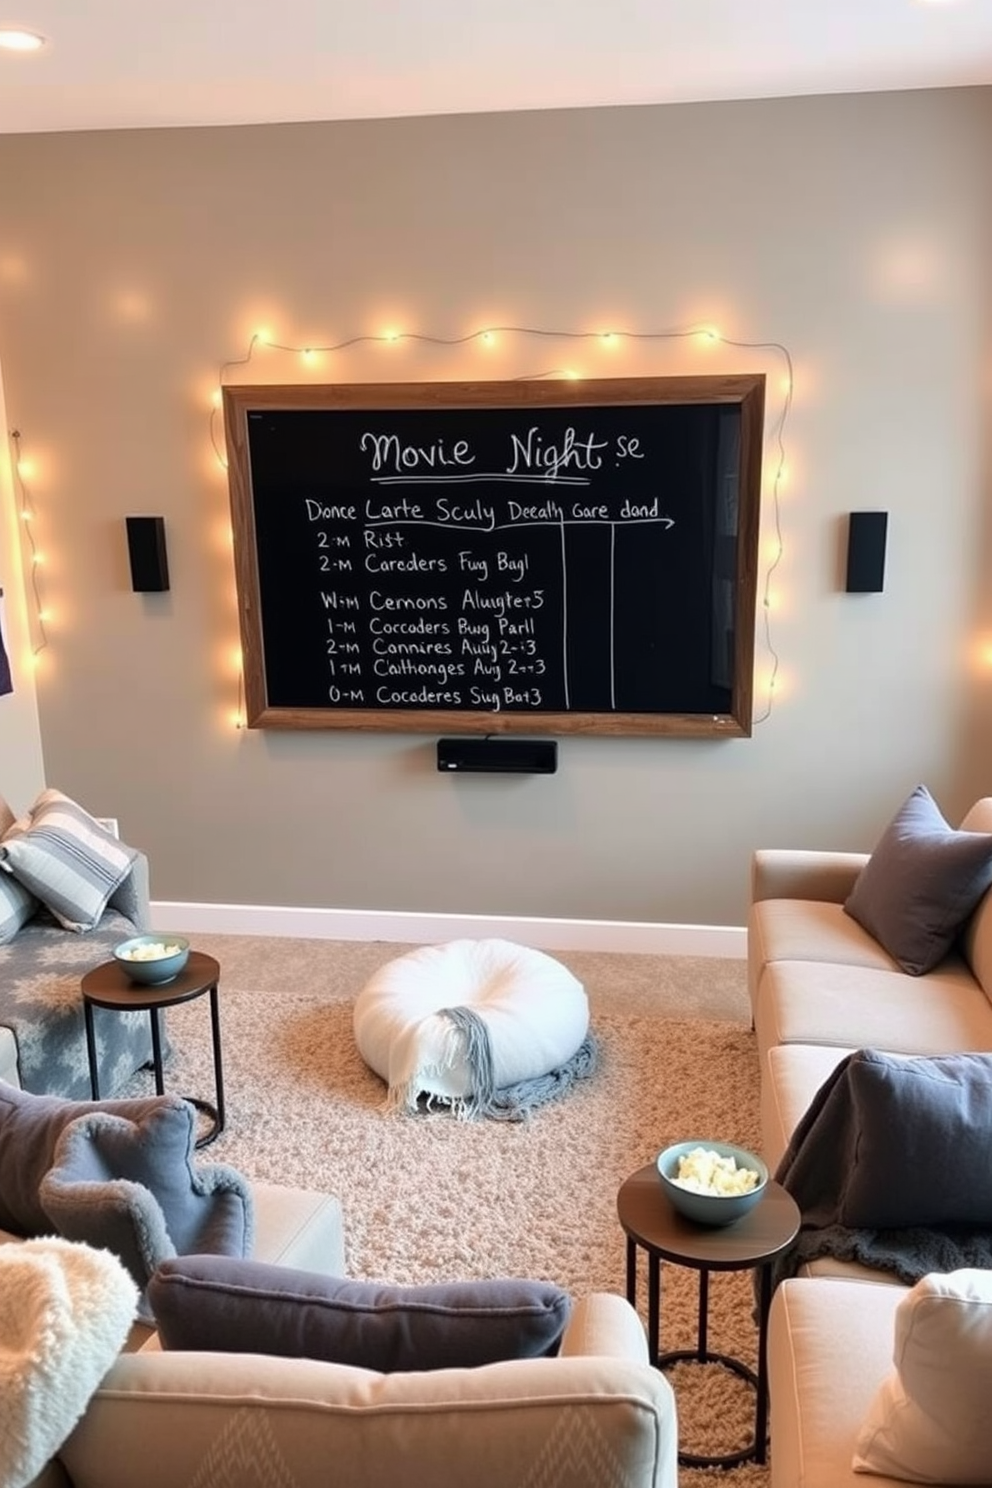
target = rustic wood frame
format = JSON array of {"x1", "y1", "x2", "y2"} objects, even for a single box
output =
[{"x1": 223, "y1": 374, "x2": 765, "y2": 737}]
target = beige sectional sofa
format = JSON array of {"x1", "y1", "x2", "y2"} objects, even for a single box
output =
[{"x1": 749, "y1": 794, "x2": 992, "y2": 1488}]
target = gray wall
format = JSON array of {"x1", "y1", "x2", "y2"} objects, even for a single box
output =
[{"x1": 0, "y1": 87, "x2": 990, "y2": 925}]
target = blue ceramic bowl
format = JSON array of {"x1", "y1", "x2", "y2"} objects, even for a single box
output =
[
  {"x1": 656, "y1": 1140, "x2": 768, "y2": 1226},
  {"x1": 114, "y1": 934, "x2": 190, "y2": 986}
]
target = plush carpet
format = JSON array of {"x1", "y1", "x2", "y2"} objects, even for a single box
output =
[{"x1": 123, "y1": 935, "x2": 770, "y2": 1488}]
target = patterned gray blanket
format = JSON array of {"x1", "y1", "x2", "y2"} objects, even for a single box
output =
[{"x1": 0, "y1": 908, "x2": 158, "y2": 1099}]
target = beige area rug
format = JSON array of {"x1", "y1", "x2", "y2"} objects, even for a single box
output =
[{"x1": 127, "y1": 936, "x2": 771, "y2": 1488}]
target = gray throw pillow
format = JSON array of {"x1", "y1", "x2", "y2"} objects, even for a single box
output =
[
  {"x1": 0, "y1": 1081, "x2": 178, "y2": 1236},
  {"x1": 0, "y1": 1084, "x2": 253, "y2": 1296},
  {"x1": 149, "y1": 1255, "x2": 571, "y2": 1370},
  {"x1": 844, "y1": 785, "x2": 992, "y2": 975}
]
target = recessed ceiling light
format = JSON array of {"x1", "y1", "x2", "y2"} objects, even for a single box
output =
[{"x1": 0, "y1": 28, "x2": 47, "y2": 52}]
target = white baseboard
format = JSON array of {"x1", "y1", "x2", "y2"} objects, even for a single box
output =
[{"x1": 150, "y1": 901, "x2": 746, "y2": 958}]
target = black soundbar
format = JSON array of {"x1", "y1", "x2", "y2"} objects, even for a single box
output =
[{"x1": 437, "y1": 738, "x2": 558, "y2": 774}]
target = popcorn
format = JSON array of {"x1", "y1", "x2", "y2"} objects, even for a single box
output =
[
  {"x1": 673, "y1": 1146, "x2": 760, "y2": 1197},
  {"x1": 120, "y1": 941, "x2": 183, "y2": 962}
]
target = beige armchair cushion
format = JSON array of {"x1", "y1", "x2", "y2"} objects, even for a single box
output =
[{"x1": 59, "y1": 1303, "x2": 678, "y2": 1488}]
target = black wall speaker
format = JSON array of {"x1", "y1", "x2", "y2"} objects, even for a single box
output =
[
  {"x1": 845, "y1": 511, "x2": 888, "y2": 593},
  {"x1": 437, "y1": 737, "x2": 558, "y2": 774},
  {"x1": 126, "y1": 515, "x2": 170, "y2": 592}
]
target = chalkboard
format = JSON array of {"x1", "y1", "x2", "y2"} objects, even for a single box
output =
[{"x1": 223, "y1": 375, "x2": 765, "y2": 737}]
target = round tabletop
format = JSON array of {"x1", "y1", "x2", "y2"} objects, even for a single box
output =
[
  {"x1": 81, "y1": 950, "x2": 220, "y2": 1012},
  {"x1": 617, "y1": 1162, "x2": 800, "y2": 1270}
]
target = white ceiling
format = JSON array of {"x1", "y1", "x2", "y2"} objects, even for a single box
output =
[{"x1": 1, "y1": 0, "x2": 991, "y2": 135}]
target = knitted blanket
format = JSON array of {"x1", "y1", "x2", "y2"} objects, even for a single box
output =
[
  {"x1": 770, "y1": 1048, "x2": 992, "y2": 1291},
  {"x1": 434, "y1": 1005, "x2": 597, "y2": 1121}
]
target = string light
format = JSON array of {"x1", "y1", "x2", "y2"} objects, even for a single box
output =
[
  {"x1": 207, "y1": 320, "x2": 793, "y2": 728},
  {"x1": 233, "y1": 665, "x2": 245, "y2": 730},
  {"x1": 751, "y1": 336, "x2": 792, "y2": 725},
  {"x1": 8, "y1": 429, "x2": 48, "y2": 654}
]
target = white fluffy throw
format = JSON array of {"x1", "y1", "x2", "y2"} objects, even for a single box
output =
[{"x1": 0, "y1": 1237, "x2": 138, "y2": 1488}]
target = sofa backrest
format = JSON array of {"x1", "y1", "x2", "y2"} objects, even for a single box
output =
[
  {"x1": 57, "y1": 1346, "x2": 677, "y2": 1488},
  {"x1": 958, "y1": 798, "x2": 992, "y2": 1001}
]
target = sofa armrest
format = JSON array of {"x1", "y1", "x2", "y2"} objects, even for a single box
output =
[
  {"x1": 558, "y1": 1291, "x2": 649, "y2": 1362},
  {"x1": 751, "y1": 849, "x2": 868, "y2": 906},
  {"x1": 58, "y1": 1346, "x2": 677, "y2": 1488}
]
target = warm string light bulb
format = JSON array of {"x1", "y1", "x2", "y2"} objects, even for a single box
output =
[{"x1": 8, "y1": 429, "x2": 48, "y2": 653}]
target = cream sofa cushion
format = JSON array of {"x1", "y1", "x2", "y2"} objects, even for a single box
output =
[
  {"x1": 754, "y1": 958, "x2": 992, "y2": 1065},
  {"x1": 751, "y1": 898, "x2": 902, "y2": 976},
  {"x1": 853, "y1": 1269, "x2": 992, "y2": 1484},
  {"x1": 251, "y1": 1181, "x2": 345, "y2": 1276},
  {"x1": 769, "y1": 1277, "x2": 908, "y2": 1488}
]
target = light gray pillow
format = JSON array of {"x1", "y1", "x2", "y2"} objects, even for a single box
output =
[
  {"x1": 0, "y1": 807, "x2": 37, "y2": 943},
  {"x1": 844, "y1": 785, "x2": 992, "y2": 975},
  {"x1": 0, "y1": 787, "x2": 138, "y2": 931},
  {"x1": 0, "y1": 870, "x2": 38, "y2": 944},
  {"x1": 149, "y1": 1255, "x2": 571, "y2": 1371}
]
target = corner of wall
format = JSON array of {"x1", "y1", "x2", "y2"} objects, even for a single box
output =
[{"x1": 0, "y1": 356, "x2": 45, "y2": 811}]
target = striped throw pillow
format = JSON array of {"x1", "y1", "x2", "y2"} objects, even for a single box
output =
[
  {"x1": 0, "y1": 869, "x2": 38, "y2": 944},
  {"x1": 0, "y1": 789, "x2": 137, "y2": 932}
]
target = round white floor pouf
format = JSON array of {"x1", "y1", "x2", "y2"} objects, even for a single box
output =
[{"x1": 353, "y1": 938, "x2": 589, "y2": 1112}]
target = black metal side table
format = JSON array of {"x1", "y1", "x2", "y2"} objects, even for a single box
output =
[
  {"x1": 81, "y1": 950, "x2": 225, "y2": 1149},
  {"x1": 617, "y1": 1161, "x2": 800, "y2": 1468}
]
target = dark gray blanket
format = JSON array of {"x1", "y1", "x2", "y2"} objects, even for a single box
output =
[{"x1": 771, "y1": 1048, "x2": 992, "y2": 1290}]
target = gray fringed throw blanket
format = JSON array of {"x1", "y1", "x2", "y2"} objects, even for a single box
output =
[
  {"x1": 769, "y1": 1047, "x2": 992, "y2": 1293},
  {"x1": 436, "y1": 1006, "x2": 597, "y2": 1122}
]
